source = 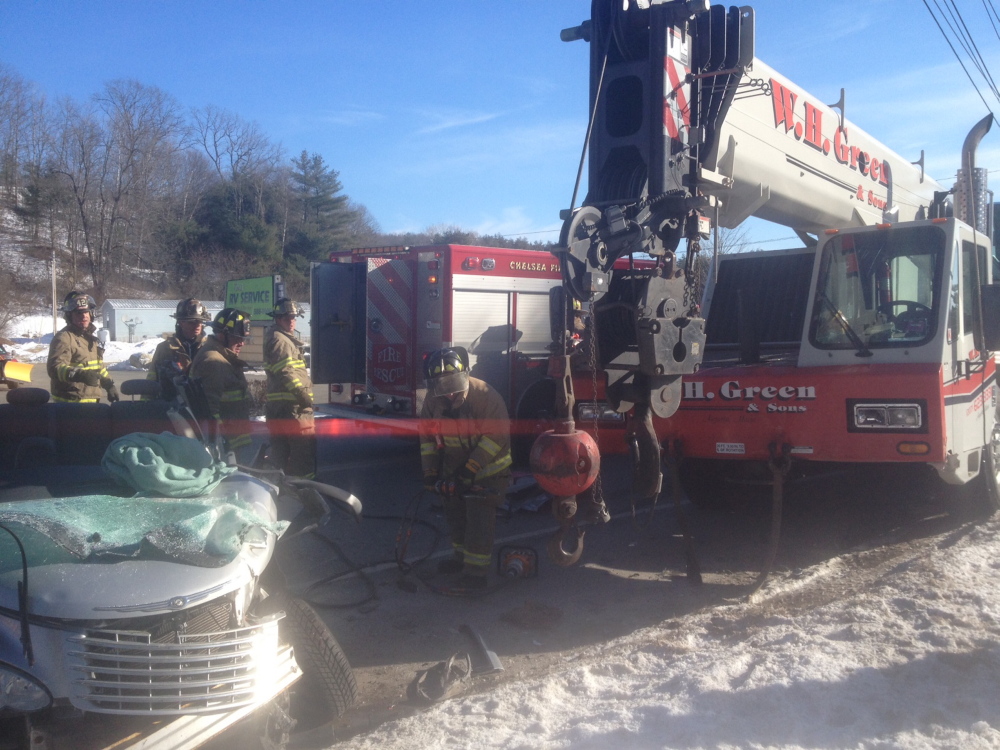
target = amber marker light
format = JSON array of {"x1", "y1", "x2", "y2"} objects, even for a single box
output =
[{"x1": 897, "y1": 442, "x2": 930, "y2": 455}]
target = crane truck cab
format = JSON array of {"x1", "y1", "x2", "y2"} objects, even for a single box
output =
[{"x1": 669, "y1": 215, "x2": 1000, "y2": 513}]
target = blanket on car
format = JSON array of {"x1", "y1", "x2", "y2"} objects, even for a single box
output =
[{"x1": 101, "y1": 431, "x2": 236, "y2": 498}]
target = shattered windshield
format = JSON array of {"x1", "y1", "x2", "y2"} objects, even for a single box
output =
[{"x1": 809, "y1": 226, "x2": 945, "y2": 351}]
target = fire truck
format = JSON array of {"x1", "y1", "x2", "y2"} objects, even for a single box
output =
[{"x1": 310, "y1": 1, "x2": 1000, "y2": 558}]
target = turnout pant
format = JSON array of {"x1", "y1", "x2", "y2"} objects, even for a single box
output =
[
  {"x1": 442, "y1": 476, "x2": 508, "y2": 577},
  {"x1": 267, "y1": 412, "x2": 316, "y2": 478}
]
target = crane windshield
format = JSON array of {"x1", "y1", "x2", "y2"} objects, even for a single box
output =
[{"x1": 809, "y1": 225, "x2": 945, "y2": 352}]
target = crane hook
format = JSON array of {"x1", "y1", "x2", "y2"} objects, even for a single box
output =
[{"x1": 547, "y1": 525, "x2": 585, "y2": 567}]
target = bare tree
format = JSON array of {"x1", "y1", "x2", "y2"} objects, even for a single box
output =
[
  {"x1": 0, "y1": 65, "x2": 48, "y2": 211},
  {"x1": 191, "y1": 105, "x2": 283, "y2": 220},
  {"x1": 51, "y1": 81, "x2": 184, "y2": 295}
]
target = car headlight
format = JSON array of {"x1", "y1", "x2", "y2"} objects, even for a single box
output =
[{"x1": 0, "y1": 665, "x2": 51, "y2": 712}]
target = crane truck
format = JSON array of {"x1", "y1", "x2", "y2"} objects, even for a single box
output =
[{"x1": 523, "y1": 0, "x2": 1000, "y2": 551}]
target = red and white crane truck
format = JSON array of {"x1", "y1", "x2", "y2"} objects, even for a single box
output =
[
  {"x1": 539, "y1": 0, "x2": 1000, "y2": 526},
  {"x1": 310, "y1": 1, "x2": 1000, "y2": 563}
]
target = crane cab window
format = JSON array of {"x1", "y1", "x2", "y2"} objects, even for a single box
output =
[{"x1": 809, "y1": 225, "x2": 945, "y2": 350}]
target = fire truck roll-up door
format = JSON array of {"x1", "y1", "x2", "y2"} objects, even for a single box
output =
[
  {"x1": 451, "y1": 289, "x2": 553, "y2": 411},
  {"x1": 311, "y1": 261, "x2": 365, "y2": 384}
]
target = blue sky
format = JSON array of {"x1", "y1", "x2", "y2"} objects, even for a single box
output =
[{"x1": 2, "y1": 1, "x2": 998, "y2": 248}]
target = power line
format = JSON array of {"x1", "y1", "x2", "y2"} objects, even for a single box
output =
[{"x1": 923, "y1": 0, "x2": 996, "y2": 114}]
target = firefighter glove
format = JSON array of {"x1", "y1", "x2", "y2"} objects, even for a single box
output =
[
  {"x1": 68, "y1": 367, "x2": 102, "y2": 387},
  {"x1": 456, "y1": 459, "x2": 479, "y2": 489},
  {"x1": 294, "y1": 390, "x2": 313, "y2": 410},
  {"x1": 101, "y1": 378, "x2": 120, "y2": 403}
]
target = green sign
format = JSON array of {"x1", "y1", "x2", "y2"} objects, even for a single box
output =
[{"x1": 225, "y1": 276, "x2": 276, "y2": 321}]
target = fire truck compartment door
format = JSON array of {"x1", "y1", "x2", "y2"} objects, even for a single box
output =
[{"x1": 311, "y1": 261, "x2": 364, "y2": 384}]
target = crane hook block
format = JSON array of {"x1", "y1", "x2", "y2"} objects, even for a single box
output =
[{"x1": 529, "y1": 427, "x2": 601, "y2": 497}]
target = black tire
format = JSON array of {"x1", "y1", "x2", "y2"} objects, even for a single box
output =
[{"x1": 257, "y1": 593, "x2": 358, "y2": 731}]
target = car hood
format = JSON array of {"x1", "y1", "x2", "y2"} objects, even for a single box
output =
[{"x1": 0, "y1": 474, "x2": 282, "y2": 620}]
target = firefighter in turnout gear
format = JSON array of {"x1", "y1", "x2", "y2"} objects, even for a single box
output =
[
  {"x1": 189, "y1": 308, "x2": 253, "y2": 463},
  {"x1": 47, "y1": 291, "x2": 119, "y2": 404},
  {"x1": 419, "y1": 347, "x2": 512, "y2": 589},
  {"x1": 146, "y1": 298, "x2": 211, "y2": 400},
  {"x1": 263, "y1": 298, "x2": 315, "y2": 478}
]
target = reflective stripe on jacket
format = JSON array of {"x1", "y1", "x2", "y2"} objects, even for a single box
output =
[{"x1": 47, "y1": 324, "x2": 108, "y2": 403}]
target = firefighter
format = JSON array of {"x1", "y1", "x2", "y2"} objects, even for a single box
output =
[
  {"x1": 263, "y1": 298, "x2": 315, "y2": 478},
  {"x1": 146, "y1": 298, "x2": 211, "y2": 400},
  {"x1": 189, "y1": 307, "x2": 253, "y2": 463},
  {"x1": 419, "y1": 347, "x2": 512, "y2": 589},
  {"x1": 47, "y1": 290, "x2": 119, "y2": 404}
]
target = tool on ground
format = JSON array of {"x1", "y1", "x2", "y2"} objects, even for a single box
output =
[
  {"x1": 497, "y1": 545, "x2": 538, "y2": 579},
  {"x1": 459, "y1": 624, "x2": 504, "y2": 674},
  {"x1": 408, "y1": 652, "x2": 472, "y2": 704}
]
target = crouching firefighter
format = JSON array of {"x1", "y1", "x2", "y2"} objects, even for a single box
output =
[{"x1": 419, "y1": 348, "x2": 512, "y2": 590}]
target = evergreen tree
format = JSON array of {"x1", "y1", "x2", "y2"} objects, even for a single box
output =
[{"x1": 286, "y1": 150, "x2": 353, "y2": 261}]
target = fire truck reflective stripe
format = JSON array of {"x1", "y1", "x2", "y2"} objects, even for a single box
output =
[{"x1": 367, "y1": 260, "x2": 412, "y2": 341}]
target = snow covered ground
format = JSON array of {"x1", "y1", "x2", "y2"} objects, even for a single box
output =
[{"x1": 337, "y1": 514, "x2": 1000, "y2": 749}]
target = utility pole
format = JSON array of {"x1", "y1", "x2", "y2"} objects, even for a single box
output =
[{"x1": 51, "y1": 245, "x2": 57, "y2": 334}]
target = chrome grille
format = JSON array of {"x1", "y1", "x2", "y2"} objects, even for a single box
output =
[{"x1": 64, "y1": 617, "x2": 285, "y2": 715}]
